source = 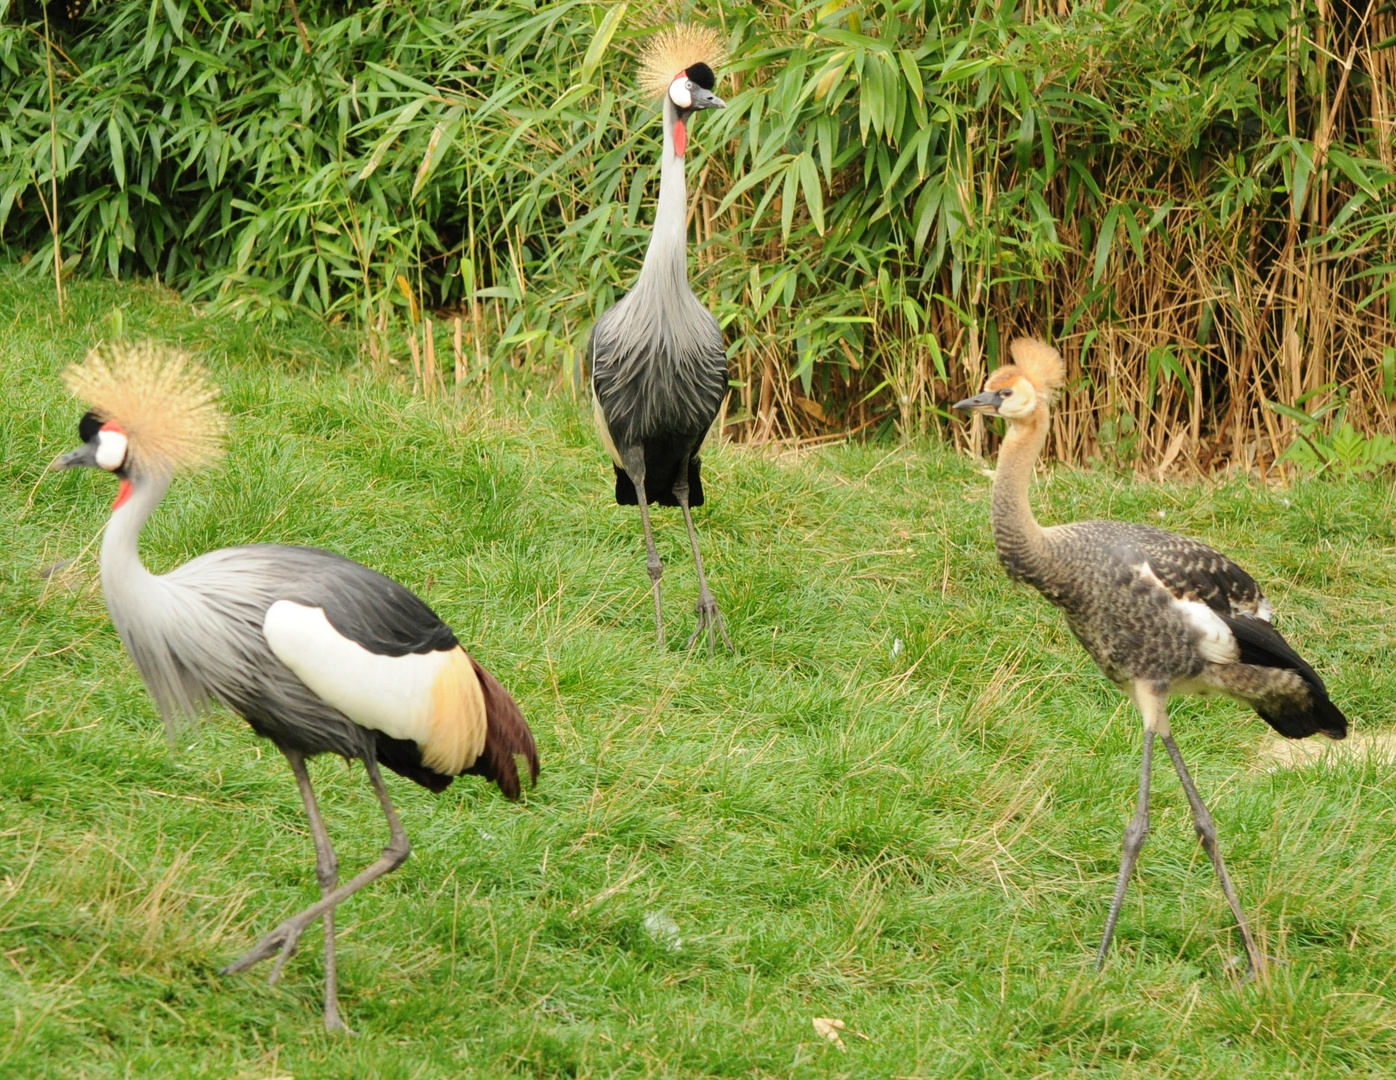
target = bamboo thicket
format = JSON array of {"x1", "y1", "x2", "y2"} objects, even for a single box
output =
[{"x1": 1, "y1": 0, "x2": 1393, "y2": 471}]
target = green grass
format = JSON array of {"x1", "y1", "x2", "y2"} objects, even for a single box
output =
[{"x1": 4, "y1": 274, "x2": 1396, "y2": 1078}]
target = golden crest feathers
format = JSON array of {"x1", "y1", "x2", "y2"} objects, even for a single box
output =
[
  {"x1": 639, "y1": 24, "x2": 727, "y2": 99},
  {"x1": 1009, "y1": 337, "x2": 1066, "y2": 398},
  {"x1": 63, "y1": 342, "x2": 226, "y2": 473}
]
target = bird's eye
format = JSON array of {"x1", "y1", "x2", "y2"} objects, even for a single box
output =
[{"x1": 1000, "y1": 389, "x2": 1013, "y2": 397}]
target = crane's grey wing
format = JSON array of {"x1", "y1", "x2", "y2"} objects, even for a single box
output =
[
  {"x1": 247, "y1": 546, "x2": 459, "y2": 655},
  {"x1": 164, "y1": 545, "x2": 536, "y2": 793},
  {"x1": 1108, "y1": 524, "x2": 1268, "y2": 619},
  {"x1": 114, "y1": 549, "x2": 375, "y2": 763},
  {"x1": 149, "y1": 544, "x2": 459, "y2": 758}
]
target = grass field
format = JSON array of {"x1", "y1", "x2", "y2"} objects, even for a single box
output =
[{"x1": 4, "y1": 275, "x2": 1396, "y2": 1078}]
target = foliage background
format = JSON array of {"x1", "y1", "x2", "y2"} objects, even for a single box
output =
[{"x1": 1, "y1": 0, "x2": 1395, "y2": 471}]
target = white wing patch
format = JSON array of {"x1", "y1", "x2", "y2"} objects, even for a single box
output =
[
  {"x1": 1136, "y1": 562, "x2": 1239, "y2": 665},
  {"x1": 262, "y1": 600, "x2": 448, "y2": 746}
]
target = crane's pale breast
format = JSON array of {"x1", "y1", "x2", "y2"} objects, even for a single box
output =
[{"x1": 262, "y1": 600, "x2": 485, "y2": 774}]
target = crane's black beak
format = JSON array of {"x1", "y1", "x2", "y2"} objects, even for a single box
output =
[
  {"x1": 50, "y1": 442, "x2": 100, "y2": 471},
  {"x1": 952, "y1": 390, "x2": 1006, "y2": 416},
  {"x1": 689, "y1": 87, "x2": 725, "y2": 111}
]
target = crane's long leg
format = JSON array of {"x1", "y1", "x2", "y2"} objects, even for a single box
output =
[
  {"x1": 1161, "y1": 733, "x2": 1266, "y2": 977},
  {"x1": 221, "y1": 757, "x2": 411, "y2": 988},
  {"x1": 282, "y1": 748, "x2": 347, "y2": 1032},
  {"x1": 628, "y1": 470, "x2": 665, "y2": 649},
  {"x1": 673, "y1": 476, "x2": 731, "y2": 654},
  {"x1": 1097, "y1": 680, "x2": 1171, "y2": 968},
  {"x1": 1096, "y1": 726, "x2": 1155, "y2": 968}
]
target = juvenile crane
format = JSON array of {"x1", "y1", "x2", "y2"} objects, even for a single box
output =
[
  {"x1": 590, "y1": 25, "x2": 732, "y2": 651},
  {"x1": 955, "y1": 338, "x2": 1346, "y2": 975},
  {"x1": 50, "y1": 344, "x2": 538, "y2": 1030}
]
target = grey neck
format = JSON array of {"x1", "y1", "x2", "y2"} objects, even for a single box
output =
[
  {"x1": 636, "y1": 96, "x2": 690, "y2": 292},
  {"x1": 101, "y1": 470, "x2": 171, "y2": 606}
]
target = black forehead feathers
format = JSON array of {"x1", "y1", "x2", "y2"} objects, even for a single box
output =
[
  {"x1": 78, "y1": 410, "x2": 102, "y2": 443},
  {"x1": 685, "y1": 62, "x2": 715, "y2": 91}
]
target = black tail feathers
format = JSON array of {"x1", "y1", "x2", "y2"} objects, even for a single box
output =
[
  {"x1": 1219, "y1": 613, "x2": 1347, "y2": 740},
  {"x1": 614, "y1": 458, "x2": 703, "y2": 507},
  {"x1": 1256, "y1": 686, "x2": 1348, "y2": 741},
  {"x1": 376, "y1": 731, "x2": 456, "y2": 793}
]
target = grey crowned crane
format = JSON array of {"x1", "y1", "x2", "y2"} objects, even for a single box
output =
[
  {"x1": 955, "y1": 338, "x2": 1347, "y2": 977},
  {"x1": 589, "y1": 25, "x2": 732, "y2": 652},
  {"x1": 50, "y1": 344, "x2": 538, "y2": 1030}
]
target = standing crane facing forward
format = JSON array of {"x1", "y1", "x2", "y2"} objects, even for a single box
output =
[
  {"x1": 51, "y1": 344, "x2": 538, "y2": 1030},
  {"x1": 955, "y1": 338, "x2": 1346, "y2": 976},
  {"x1": 590, "y1": 25, "x2": 732, "y2": 652}
]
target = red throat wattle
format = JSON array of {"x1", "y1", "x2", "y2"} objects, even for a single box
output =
[
  {"x1": 673, "y1": 118, "x2": 687, "y2": 157},
  {"x1": 113, "y1": 479, "x2": 133, "y2": 510}
]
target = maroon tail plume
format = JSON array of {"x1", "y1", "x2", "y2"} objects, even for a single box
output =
[{"x1": 463, "y1": 658, "x2": 539, "y2": 799}]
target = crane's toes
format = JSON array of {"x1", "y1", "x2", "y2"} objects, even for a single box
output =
[
  {"x1": 323, "y1": 1007, "x2": 355, "y2": 1035},
  {"x1": 219, "y1": 918, "x2": 306, "y2": 981},
  {"x1": 686, "y1": 596, "x2": 733, "y2": 654},
  {"x1": 1230, "y1": 952, "x2": 1281, "y2": 984}
]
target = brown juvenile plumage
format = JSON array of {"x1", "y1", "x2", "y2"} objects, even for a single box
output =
[
  {"x1": 639, "y1": 24, "x2": 727, "y2": 99},
  {"x1": 955, "y1": 334, "x2": 1347, "y2": 980},
  {"x1": 993, "y1": 336, "x2": 1064, "y2": 399},
  {"x1": 63, "y1": 342, "x2": 226, "y2": 474}
]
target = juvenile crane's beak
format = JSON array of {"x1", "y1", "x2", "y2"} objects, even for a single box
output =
[
  {"x1": 50, "y1": 443, "x2": 100, "y2": 471},
  {"x1": 689, "y1": 87, "x2": 725, "y2": 110},
  {"x1": 953, "y1": 390, "x2": 1007, "y2": 415}
]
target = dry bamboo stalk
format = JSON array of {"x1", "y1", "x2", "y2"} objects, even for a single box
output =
[
  {"x1": 454, "y1": 316, "x2": 465, "y2": 386},
  {"x1": 423, "y1": 317, "x2": 437, "y2": 398},
  {"x1": 407, "y1": 330, "x2": 422, "y2": 386},
  {"x1": 474, "y1": 302, "x2": 486, "y2": 382}
]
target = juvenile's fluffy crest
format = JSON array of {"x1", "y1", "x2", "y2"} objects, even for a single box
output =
[
  {"x1": 639, "y1": 24, "x2": 727, "y2": 99},
  {"x1": 64, "y1": 342, "x2": 226, "y2": 473},
  {"x1": 1009, "y1": 337, "x2": 1065, "y2": 400}
]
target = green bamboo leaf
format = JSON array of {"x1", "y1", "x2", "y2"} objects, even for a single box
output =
[
  {"x1": 411, "y1": 106, "x2": 463, "y2": 199},
  {"x1": 781, "y1": 156, "x2": 799, "y2": 242},
  {"x1": 1264, "y1": 399, "x2": 1319, "y2": 427},
  {"x1": 1092, "y1": 205, "x2": 1120, "y2": 285},
  {"x1": 356, "y1": 99, "x2": 428, "y2": 182},
  {"x1": 580, "y1": 2, "x2": 627, "y2": 86},
  {"x1": 1121, "y1": 205, "x2": 1145, "y2": 263},
  {"x1": 912, "y1": 180, "x2": 943, "y2": 253},
  {"x1": 798, "y1": 152, "x2": 825, "y2": 236},
  {"x1": 108, "y1": 116, "x2": 126, "y2": 190},
  {"x1": 1288, "y1": 139, "x2": 1314, "y2": 221},
  {"x1": 714, "y1": 153, "x2": 793, "y2": 218},
  {"x1": 898, "y1": 49, "x2": 923, "y2": 101}
]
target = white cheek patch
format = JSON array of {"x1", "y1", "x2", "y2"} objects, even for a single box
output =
[
  {"x1": 95, "y1": 429, "x2": 129, "y2": 471},
  {"x1": 668, "y1": 78, "x2": 692, "y2": 109}
]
